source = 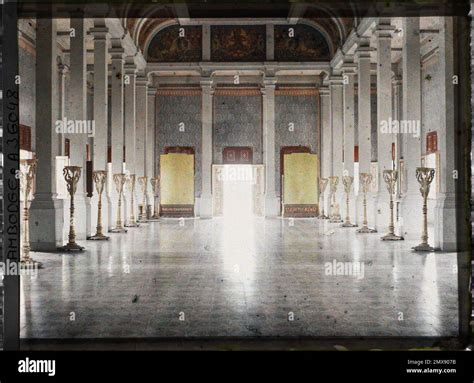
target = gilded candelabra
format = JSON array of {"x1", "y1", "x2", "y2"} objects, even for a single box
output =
[
  {"x1": 58, "y1": 166, "x2": 85, "y2": 251},
  {"x1": 318, "y1": 178, "x2": 329, "y2": 219},
  {"x1": 381, "y1": 170, "x2": 403, "y2": 241},
  {"x1": 356, "y1": 172, "x2": 377, "y2": 233},
  {"x1": 412, "y1": 167, "x2": 437, "y2": 252},
  {"x1": 124, "y1": 174, "x2": 139, "y2": 227},
  {"x1": 110, "y1": 173, "x2": 127, "y2": 233},
  {"x1": 138, "y1": 176, "x2": 148, "y2": 222},
  {"x1": 88, "y1": 170, "x2": 110, "y2": 240},
  {"x1": 328, "y1": 176, "x2": 342, "y2": 223},
  {"x1": 341, "y1": 175, "x2": 356, "y2": 227},
  {"x1": 149, "y1": 176, "x2": 160, "y2": 221},
  {"x1": 19, "y1": 159, "x2": 42, "y2": 268}
]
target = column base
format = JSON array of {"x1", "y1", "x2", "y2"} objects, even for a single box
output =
[
  {"x1": 264, "y1": 196, "x2": 280, "y2": 217},
  {"x1": 124, "y1": 222, "x2": 140, "y2": 228},
  {"x1": 200, "y1": 195, "x2": 213, "y2": 218},
  {"x1": 29, "y1": 194, "x2": 64, "y2": 252}
]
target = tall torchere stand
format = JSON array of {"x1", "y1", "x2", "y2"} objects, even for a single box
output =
[
  {"x1": 328, "y1": 176, "x2": 342, "y2": 223},
  {"x1": 109, "y1": 173, "x2": 127, "y2": 233},
  {"x1": 356, "y1": 172, "x2": 377, "y2": 233},
  {"x1": 381, "y1": 170, "x2": 403, "y2": 241},
  {"x1": 341, "y1": 175, "x2": 357, "y2": 227},
  {"x1": 318, "y1": 177, "x2": 329, "y2": 219},
  {"x1": 58, "y1": 166, "x2": 85, "y2": 251},
  {"x1": 19, "y1": 159, "x2": 43, "y2": 268},
  {"x1": 149, "y1": 176, "x2": 160, "y2": 221},
  {"x1": 412, "y1": 167, "x2": 437, "y2": 252},
  {"x1": 124, "y1": 174, "x2": 139, "y2": 227},
  {"x1": 88, "y1": 170, "x2": 110, "y2": 240},
  {"x1": 138, "y1": 176, "x2": 148, "y2": 223}
]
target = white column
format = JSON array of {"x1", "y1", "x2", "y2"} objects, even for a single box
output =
[
  {"x1": 435, "y1": 17, "x2": 458, "y2": 251},
  {"x1": 57, "y1": 63, "x2": 69, "y2": 156},
  {"x1": 329, "y1": 72, "x2": 344, "y2": 220},
  {"x1": 68, "y1": 18, "x2": 90, "y2": 239},
  {"x1": 124, "y1": 58, "x2": 137, "y2": 175},
  {"x1": 146, "y1": 86, "x2": 157, "y2": 204},
  {"x1": 200, "y1": 77, "x2": 214, "y2": 218},
  {"x1": 400, "y1": 17, "x2": 422, "y2": 240},
  {"x1": 320, "y1": 85, "x2": 332, "y2": 214},
  {"x1": 375, "y1": 20, "x2": 395, "y2": 231},
  {"x1": 135, "y1": 75, "x2": 148, "y2": 179},
  {"x1": 123, "y1": 58, "x2": 137, "y2": 224},
  {"x1": 342, "y1": 59, "x2": 357, "y2": 222},
  {"x1": 356, "y1": 38, "x2": 374, "y2": 227},
  {"x1": 29, "y1": 18, "x2": 64, "y2": 251},
  {"x1": 262, "y1": 77, "x2": 280, "y2": 216},
  {"x1": 393, "y1": 76, "x2": 403, "y2": 197},
  {"x1": 90, "y1": 23, "x2": 110, "y2": 234},
  {"x1": 109, "y1": 38, "x2": 125, "y2": 230}
]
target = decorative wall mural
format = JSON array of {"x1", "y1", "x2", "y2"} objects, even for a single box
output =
[
  {"x1": 147, "y1": 25, "x2": 202, "y2": 62},
  {"x1": 211, "y1": 25, "x2": 266, "y2": 62},
  {"x1": 274, "y1": 24, "x2": 330, "y2": 61}
]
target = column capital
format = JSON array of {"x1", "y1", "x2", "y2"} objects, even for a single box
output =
[
  {"x1": 147, "y1": 87, "x2": 157, "y2": 96},
  {"x1": 341, "y1": 61, "x2": 357, "y2": 75},
  {"x1": 58, "y1": 63, "x2": 70, "y2": 75},
  {"x1": 136, "y1": 75, "x2": 149, "y2": 87},
  {"x1": 124, "y1": 57, "x2": 138, "y2": 76},
  {"x1": 263, "y1": 77, "x2": 277, "y2": 88},
  {"x1": 110, "y1": 47, "x2": 125, "y2": 61},
  {"x1": 375, "y1": 24, "x2": 395, "y2": 40},
  {"x1": 329, "y1": 75, "x2": 344, "y2": 86},
  {"x1": 319, "y1": 86, "x2": 330, "y2": 97},
  {"x1": 90, "y1": 26, "x2": 109, "y2": 40}
]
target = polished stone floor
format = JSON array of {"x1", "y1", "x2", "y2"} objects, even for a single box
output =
[{"x1": 20, "y1": 217, "x2": 459, "y2": 339}]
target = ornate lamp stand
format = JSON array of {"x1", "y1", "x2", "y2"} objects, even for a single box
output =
[
  {"x1": 356, "y1": 172, "x2": 377, "y2": 233},
  {"x1": 109, "y1": 173, "x2": 127, "y2": 233},
  {"x1": 341, "y1": 175, "x2": 356, "y2": 227},
  {"x1": 328, "y1": 176, "x2": 342, "y2": 223},
  {"x1": 318, "y1": 177, "x2": 329, "y2": 219},
  {"x1": 124, "y1": 174, "x2": 139, "y2": 227},
  {"x1": 138, "y1": 176, "x2": 148, "y2": 223},
  {"x1": 381, "y1": 170, "x2": 403, "y2": 241},
  {"x1": 58, "y1": 166, "x2": 85, "y2": 251},
  {"x1": 149, "y1": 176, "x2": 160, "y2": 221},
  {"x1": 19, "y1": 159, "x2": 43, "y2": 268},
  {"x1": 412, "y1": 167, "x2": 437, "y2": 252},
  {"x1": 88, "y1": 170, "x2": 110, "y2": 240}
]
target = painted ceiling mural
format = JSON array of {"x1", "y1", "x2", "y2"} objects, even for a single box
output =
[
  {"x1": 147, "y1": 25, "x2": 202, "y2": 62},
  {"x1": 211, "y1": 25, "x2": 266, "y2": 62},
  {"x1": 274, "y1": 24, "x2": 331, "y2": 61}
]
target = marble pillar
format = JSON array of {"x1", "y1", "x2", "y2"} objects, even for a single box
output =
[
  {"x1": 90, "y1": 24, "x2": 110, "y2": 234},
  {"x1": 29, "y1": 18, "x2": 64, "y2": 251},
  {"x1": 262, "y1": 77, "x2": 280, "y2": 216},
  {"x1": 135, "y1": 75, "x2": 148, "y2": 179},
  {"x1": 109, "y1": 38, "x2": 125, "y2": 230},
  {"x1": 342, "y1": 59, "x2": 357, "y2": 223},
  {"x1": 124, "y1": 58, "x2": 137, "y2": 223},
  {"x1": 356, "y1": 39, "x2": 374, "y2": 228},
  {"x1": 400, "y1": 17, "x2": 423, "y2": 240},
  {"x1": 434, "y1": 17, "x2": 458, "y2": 251},
  {"x1": 375, "y1": 20, "x2": 395, "y2": 231},
  {"x1": 329, "y1": 73, "x2": 344, "y2": 220},
  {"x1": 68, "y1": 18, "x2": 90, "y2": 240},
  {"x1": 146, "y1": 86, "x2": 157, "y2": 206},
  {"x1": 320, "y1": 86, "x2": 332, "y2": 215},
  {"x1": 200, "y1": 77, "x2": 214, "y2": 218},
  {"x1": 57, "y1": 63, "x2": 69, "y2": 156}
]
